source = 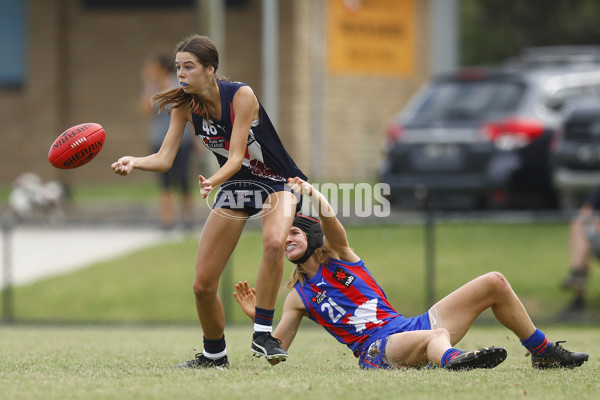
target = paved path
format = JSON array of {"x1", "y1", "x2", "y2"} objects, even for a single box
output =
[{"x1": 0, "y1": 225, "x2": 166, "y2": 288}]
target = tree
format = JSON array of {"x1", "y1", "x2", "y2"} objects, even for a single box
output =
[{"x1": 461, "y1": 0, "x2": 600, "y2": 66}]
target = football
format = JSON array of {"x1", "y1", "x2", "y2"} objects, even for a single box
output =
[{"x1": 48, "y1": 123, "x2": 106, "y2": 169}]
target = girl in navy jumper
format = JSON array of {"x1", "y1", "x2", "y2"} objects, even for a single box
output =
[{"x1": 112, "y1": 34, "x2": 305, "y2": 368}]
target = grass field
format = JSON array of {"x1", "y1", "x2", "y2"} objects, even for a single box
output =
[
  {"x1": 0, "y1": 324, "x2": 598, "y2": 400},
  {"x1": 2, "y1": 211, "x2": 600, "y2": 399}
]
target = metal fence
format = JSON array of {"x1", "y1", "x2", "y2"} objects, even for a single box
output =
[{"x1": 1, "y1": 210, "x2": 594, "y2": 325}]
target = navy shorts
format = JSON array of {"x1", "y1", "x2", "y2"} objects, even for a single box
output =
[
  {"x1": 213, "y1": 180, "x2": 302, "y2": 217},
  {"x1": 357, "y1": 312, "x2": 431, "y2": 370}
]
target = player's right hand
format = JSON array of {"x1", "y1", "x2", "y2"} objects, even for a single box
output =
[
  {"x1": 111, "y1": 157, "x2": 134, "y2": 176},
  {"x1": 233, "y1": 281, "x2": 257, "y2": 319}
]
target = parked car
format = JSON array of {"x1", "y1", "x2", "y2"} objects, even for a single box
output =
[
  {"x1": 380, "y1": 47, "x2": 600, "y2": 210},
  {"x1": 552, "y1": 97, "x2": 600, "y2": 209}
]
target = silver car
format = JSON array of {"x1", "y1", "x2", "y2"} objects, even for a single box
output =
[{"x1": 380, "y1": 48, "x2": 600, "y2": 210}]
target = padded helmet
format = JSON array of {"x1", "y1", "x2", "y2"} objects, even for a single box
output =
[{"x1": 290, "y1": 214, "x2": 324, "y2": 264}]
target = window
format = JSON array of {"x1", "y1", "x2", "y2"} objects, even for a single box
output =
[
  {"x1": 414, "y1": 80, "x2": 524, "y2": 120},
  {"x1": 0, "y1": 0, "x2": 26, "y2": 88}
]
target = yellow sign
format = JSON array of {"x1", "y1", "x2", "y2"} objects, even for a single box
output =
[{"x1": 327, "y1": 0, "x2": 415, "y2": 76}]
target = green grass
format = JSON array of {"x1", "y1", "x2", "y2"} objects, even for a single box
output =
[
  {"x1": 2, "y1": 221, "x2": 600, "y2": 399},
  {"x1": 0, "y1": 183, "x2": 10, "y2": 202},
  {"x1": 5, "y1": 221, "x2": 600, "y2": 323},
  {"x1": 0, "y1": 324, "x2": 598, "y2": 400}
]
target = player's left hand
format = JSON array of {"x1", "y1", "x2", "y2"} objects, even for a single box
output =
[
  {"x1": 287, "y1": 177, "x2": 313, "y2": 196},
  {"x1": 198, "y1": 175, "x2": 213, "y2": 198}
]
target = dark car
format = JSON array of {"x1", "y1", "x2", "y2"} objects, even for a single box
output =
[
  {"x1": 552, "y1": 97, "x2": 600, "y2": 209},
  {"x1": 380, "y1": 49, "x2": 600, "y2": 210}
]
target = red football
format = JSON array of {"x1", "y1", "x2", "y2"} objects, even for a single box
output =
[{"x1": 48, "y1": 123, "x2": 106, "y2": 169}]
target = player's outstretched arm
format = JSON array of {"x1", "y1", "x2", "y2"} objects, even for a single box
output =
[
  {"x1": 111, "y1": 106, "x2": 188, "y2": 175},
  {"x1": 273, "y1": 291, "x2": 305, "y2": 352},
  {"x1": 287, "y1": 177, "x2": 359, "y2": 263}
]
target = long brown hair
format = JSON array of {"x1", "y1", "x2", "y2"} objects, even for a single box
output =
[
  {"x1": 284, "y1": 247, "x2": 331, "y2": 289},
  {"x1": 152, "y1": 34, "x2": 221, "y2": 120}
]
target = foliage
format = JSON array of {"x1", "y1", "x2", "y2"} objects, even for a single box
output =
[{"x1": 461, "y1": 0, "x2": 600, "y2": 65}]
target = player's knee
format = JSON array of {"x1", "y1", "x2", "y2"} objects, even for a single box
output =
[
  {"x1": 431, "y1": 328, "x2": 450, "y2": 341},
  {"x1": 262, "y1": 237, "x2": 285, "y2": 260},
  {"x1": 192, "y1": 280, "x2": 218, "y2": 300},
  {"x1": 484, "y1": 271, "x2": 511, "y2": 294}
]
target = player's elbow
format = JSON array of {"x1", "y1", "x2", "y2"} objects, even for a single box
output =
[
  {"x1": 157, "y1": 162, "x2": 172, "y2": 173},
  {"x1": 153, "y1": 152, "x2": 174, "y2": 172},
  {"x1": 155, "y1": 162, "x2": 172, "y2": 173}
]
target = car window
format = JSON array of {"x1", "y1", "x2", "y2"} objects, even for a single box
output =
[
  {"x1": 412, "y1": 80, "x2": 524, "y2": 120},
  {"x1": 545, "y1": 83, "x2": 600, "y2": 112}
]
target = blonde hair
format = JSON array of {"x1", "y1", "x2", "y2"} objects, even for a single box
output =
[
  {"x1": 284, "y1": 247, "x2": 331, "y2": 289},
  {"x1": 152, "y1": 34, "x2": 224, "y2": 120}
]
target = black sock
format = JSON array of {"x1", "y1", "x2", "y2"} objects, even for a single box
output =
[{"x1": 203, "y1": 335, "x2": 226, "y2": 359}]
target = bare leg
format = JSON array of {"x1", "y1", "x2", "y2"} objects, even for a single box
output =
[
  {"x1": 561, "y1": 212, "x2": 597, "y2": 312},
  {"x1": 430, "y1": 272, "x2": 536, "y2": 344},
  {"x1": 254, "y1": 191, "x2": 298, "y2": 310},
  {"x1": 193, "y1": 209, "x2": 247, "y2": 339},
  {"x1": 384, "y1": 329, "x2": 453, "y2": 368},
  {"x1": 570, "y1": 217, "x2": 590, "y2": 270}
]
